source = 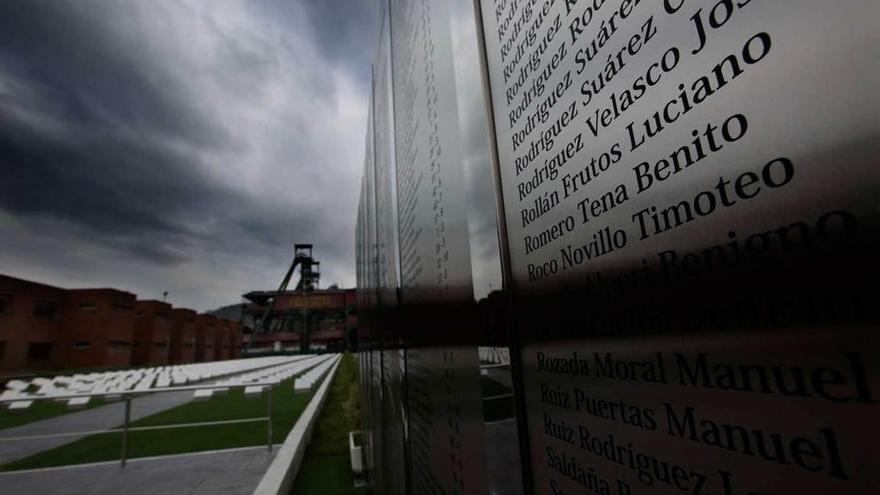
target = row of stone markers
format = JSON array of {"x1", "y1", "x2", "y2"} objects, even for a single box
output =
[
  {"x1": 293, "y1": 354, "x2": 341, "y2": 394},
  {"x1": 209, "y1": 354, "x2": 337, "y2": 399},
  {"x1": 0, "y1": 355, "x2": 306, "y2": 410}
]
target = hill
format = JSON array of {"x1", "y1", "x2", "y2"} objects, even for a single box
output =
[{"x1": 209, "y1": 303, "x2": 256, "y2": 327}]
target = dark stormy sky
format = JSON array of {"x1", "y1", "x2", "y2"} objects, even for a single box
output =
[{"x1": 0, "y1": 1, "x2": 379, "y2": 311}]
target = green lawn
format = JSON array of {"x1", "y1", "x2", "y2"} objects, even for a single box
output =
[
  {"x1": 291, "y1": 353, "x2": 367, "y2": 495},
  {"x1": 2, "y1": 380, "x2": 314, "y2": 471},
  {"x1": 0, "y1": 397, "x2": 107, "y2": 431},
  {"x1": 0, "y1": 358, "x2": 271, "y2": 431}
]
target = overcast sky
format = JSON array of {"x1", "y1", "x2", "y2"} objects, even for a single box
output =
[{"x1": 0, "y1": 1, "x2": 378, "y2": 311}]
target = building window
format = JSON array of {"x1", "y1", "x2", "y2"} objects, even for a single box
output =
[
  {"x1": 108, "y1": 341, "x2": 130, "y2": 354},
  {"x1": 73, "y1": 341, "x2": 91, "y2": 350},
  {"x1": 27, "y1": 342, "x2": 53, "y2": 360},
  {"x1": 0, "y1": 295, "x2": 11, "y2": 316},
  {"x1": 79, "y1": 302, "x2": 97, "y2": 311},
  {"x1": 33, "y1": 300, "x2": 58, "y2": 319}
]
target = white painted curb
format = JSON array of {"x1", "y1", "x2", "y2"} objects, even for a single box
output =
[{"x1": 253, "y1": 354, "x2": 342, "y2": 495}]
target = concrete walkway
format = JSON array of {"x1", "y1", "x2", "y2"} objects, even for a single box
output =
[
  {"x1": 0, "y1": 389, "x2": 197, "y2": 464},
  {"x1": 0, "y1": 445, "x2": 276, "y2": 495}
]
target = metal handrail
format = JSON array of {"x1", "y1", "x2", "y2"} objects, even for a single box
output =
[
  {"x1": 0, "y1": 356, "x2": 337, "y2": 467},
  {"x1": 0, "y1": 381, "x2": 281, "y2": 404},
  {"x1": 0, "y1": 417, "x2": 268, "y2": 443},
  {"x1": 0, "y1": 381, "x2": 282, "y2": 466}
]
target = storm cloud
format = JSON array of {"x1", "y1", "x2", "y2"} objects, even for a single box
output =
[{"x1": 0, "y1": 0, "x2": 378, "y2": 310}]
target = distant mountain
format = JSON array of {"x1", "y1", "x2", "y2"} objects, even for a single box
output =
[{"x1": 210, "y1": 303, "x2": 256, "y2": 327}]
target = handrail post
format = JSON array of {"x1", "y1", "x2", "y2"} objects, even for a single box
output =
[
  {"x1": 121, "y1": 396, "x2": 132, "y2": 467},
  {"x1": 267, "y1": 386, "x2": 273, "y2": 452}
]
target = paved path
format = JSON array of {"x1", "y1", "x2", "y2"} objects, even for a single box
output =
[
  {"x1": 0, "y1": 389, "x2": 195, "y2": 464},
  {"x1": 0, "y1": 446, "x2": 276, "y2": 495}
]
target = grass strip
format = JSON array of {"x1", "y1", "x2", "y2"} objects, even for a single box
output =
[
  {"x1": 293, "y1": 456, "x2": 367, "y2": 494},
  {"x1": 291, "y1": 352, "x2": 366, "y2": 494},
  {"x1": 1, "y1": 380, "x2": 313, "y2": 471}
]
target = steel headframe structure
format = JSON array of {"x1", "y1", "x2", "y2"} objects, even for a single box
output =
[{"x1": 248, "y1": 244, "x2": 320, "y2": 349}]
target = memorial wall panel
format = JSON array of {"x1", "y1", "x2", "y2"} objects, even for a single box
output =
[
  {"x1": 390, "y1": 0, "x2": 473, "y2": 303},
  {"x1": 479, "y1": 0, "x2": 878, "y2": 296},
  {"x1": 374, "y1": 4, "x2": 410, "y2": 492},
  {"x1": 386, "y1": 1, "x2": 495, "y2": 492},
  {"x1": 477, "y1": 0, "x2": 879, "y2": 493},
  {"x1": 356, "y1": 183, "x2": 366, "y2": 308},
  {"x1": 380, "y1": 347, "x2": 408, "y2": 495},
  {"x1": 449, "y1": 0, "x2": 506, "y2": 304},
  {"x1": 360, "y1": 100, "x2": 381, "y2": 487},
  {"x1": 363, "y1": 104, "x2": 378, "y2": 312},
  {"x1": 374, "y1": 3, "x2": 401, "y2": 309},
  {"x1": 369, "y1": 345, "x2": 383, "y2": 484},
  {"x1": 404, "y1": 346, "x2": 489, "y2": 495},
  {"x1": 449, "y1": 2, "x2": 527, "y2": 493}
]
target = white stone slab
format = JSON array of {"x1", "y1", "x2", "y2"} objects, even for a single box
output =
[
  {"x1": 193, "y1": 389, "x2": 214, "y2": 401},
  {"x1": 67, "y1": 397, "x2": 90, "y2": 409},
  {"x1": 8, "y1": 400, "x2": 33, "y2": 410},
  {"x1": 244, "y1": 386, "x2": 265, "y2": 397}
]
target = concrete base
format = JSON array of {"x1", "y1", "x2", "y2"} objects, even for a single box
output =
[{"x1": 253, "y1": 355, "x2": 342, "y2": 495}]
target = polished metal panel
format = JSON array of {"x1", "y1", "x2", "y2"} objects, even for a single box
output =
[
  {"x1": 451, "y1": 1, "x2": 527, "y2": 492},
  {"x1": 521, "y1": 330, "x2": 879, "y2": 494},
  {"x1": 478, "y1": 0, "x2": 879, "y2": 294},
  {"x1": 477, "y1": 0, "x2": 880, "y2": 493},
  {"x1": 380, "y1": 347, "x2": 408, "y2": 495},
  {"x1": 373, "y1": 4, "x2": 401, "y2": 310},
  {"x1": 405, "y1": 346, "x2": 490, "y2": 495},
  {"x1": 363, "y1": 98, "x2": 378, "y2": 313},
  {"x1": 390, "y1": 0, "x2": 474, "y2": 304},
  {"x1": 374, "y1": 5, "x2": 410, "y2": 492},
  {"x1": 386, "y1": 1, "x2": 492, "y2": 492},
  {"x1": 450, "y1": 0, "x2": 505, "y2": 303}
]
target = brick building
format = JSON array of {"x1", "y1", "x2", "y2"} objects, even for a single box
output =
[
  {"x1": 0, "y1": 276, "x2": 65, "y2": 371},
  {"x1": 229, "y1": 320, "x2": 242, "y2": 359},
  {"x1": 59, "y1": 288, "x2": 137, "y2": 369},
  {"x1": 195, "y1": 313, "x2": 218, "y2": 362},
  {"x1": 132, "y1": 300, "x2": 173, "y2": 366},
  {"x1": 217, "y1": 319, "x2": 238, "y2": 360},
  {"x1": 0, "y1": 274, "x2": 243, "y2": 373},
  {"x1": 215, "y1": 319, "x2": 228, "y2": 360},
  {"x1": 169, "y1": 308, "x2": 197, "y2": 364}
]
